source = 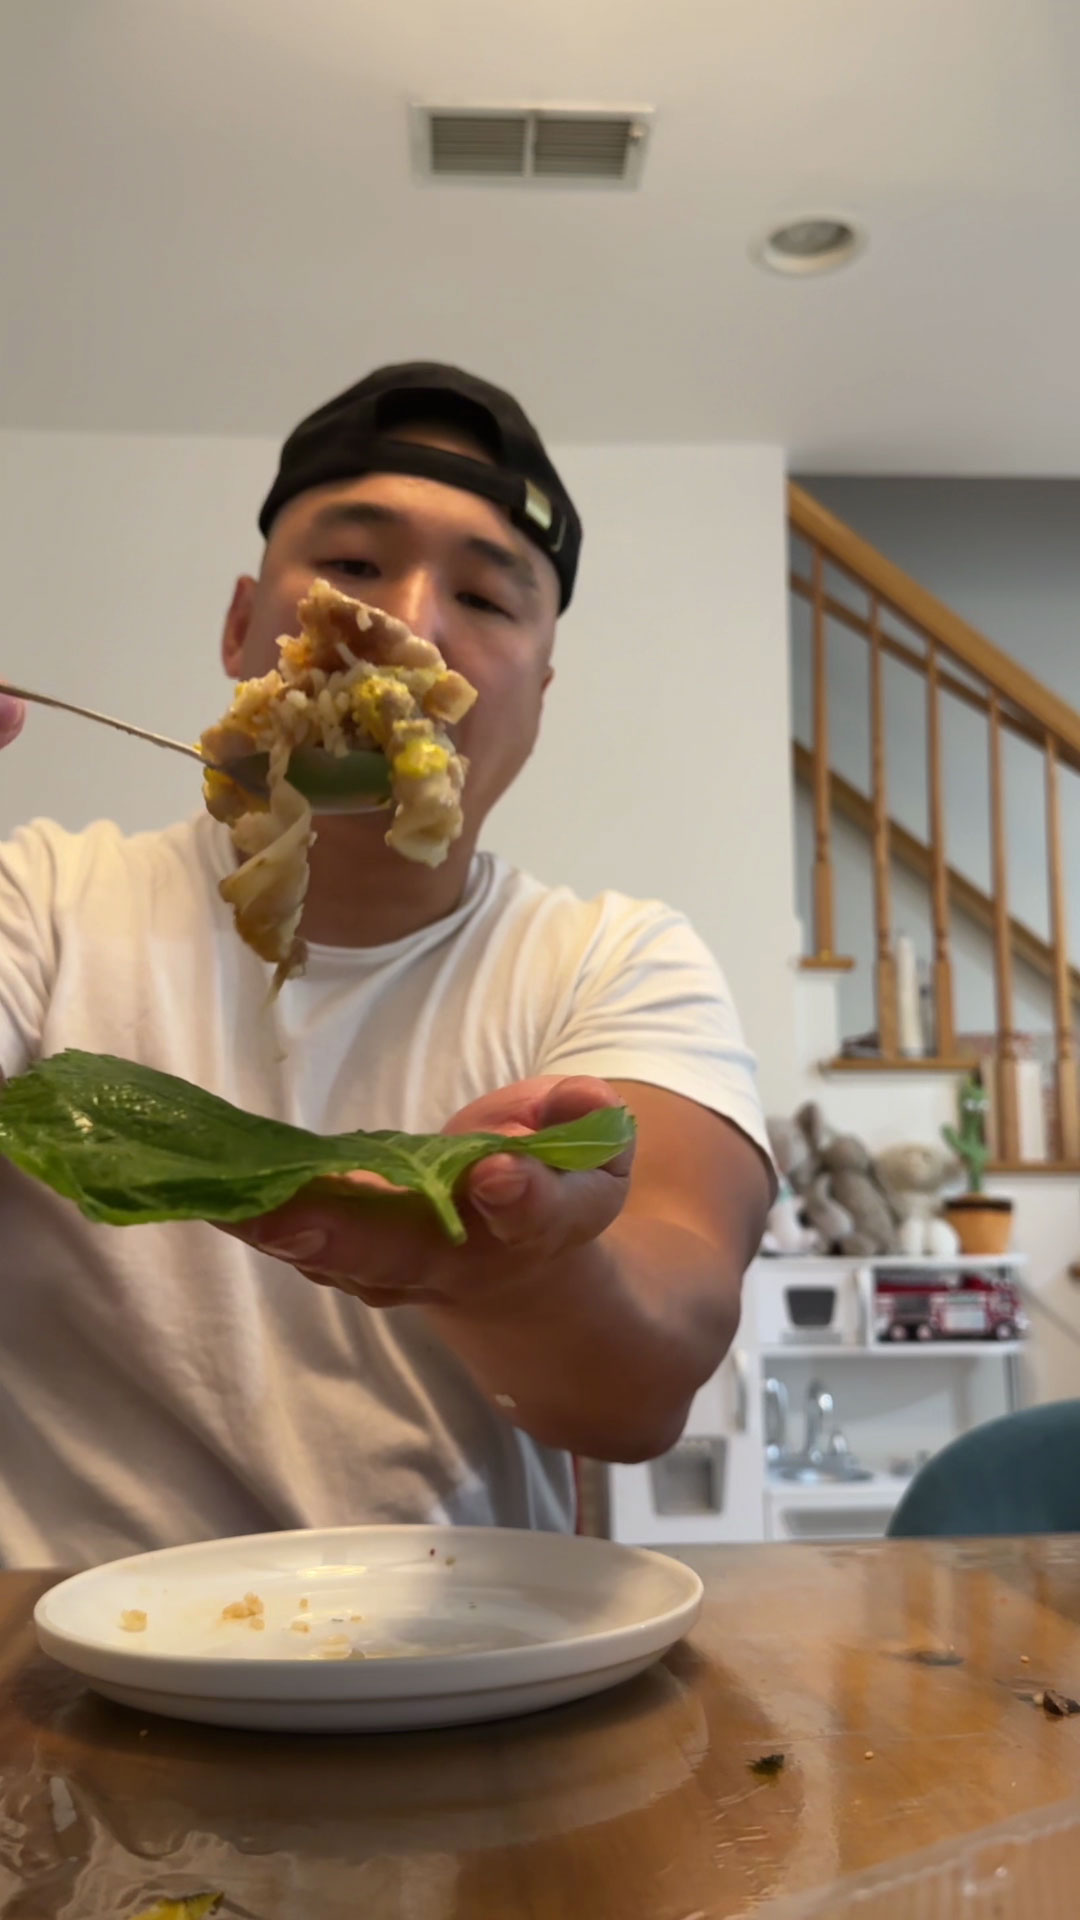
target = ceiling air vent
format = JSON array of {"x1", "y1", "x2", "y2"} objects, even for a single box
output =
[
  {"x1": 532, "y1": 116, "x2": 639, "y2": 179},
  {"x1": 415, "y1": 106, "x2": 653, "y2": 187},
  {"x1": 429, "y1": 114, "x2": 528, "y2": 177}
]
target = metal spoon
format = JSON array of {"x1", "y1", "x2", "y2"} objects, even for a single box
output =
[{"x1": 1, "y1": 683, "x2": 391, "y2": 811}]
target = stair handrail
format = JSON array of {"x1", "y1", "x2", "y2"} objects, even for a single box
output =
[{"x1": 788, "y1": 481, "x2": 1080, "y2": 762}]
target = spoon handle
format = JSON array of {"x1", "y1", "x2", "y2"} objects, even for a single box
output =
[
  {"x1": 1, "y1": 684, "x2": 207, "y2": 765},
  {"x1": 3, "y1": 682, "x2": 388, "y2": 809}
]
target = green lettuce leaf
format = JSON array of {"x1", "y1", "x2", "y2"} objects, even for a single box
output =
[{"x1": 0, "y1": 1050, "x2": 634, "y2": 1244}]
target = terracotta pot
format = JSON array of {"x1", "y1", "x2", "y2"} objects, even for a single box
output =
[{"x1": 943, "y1": 1194, "x2": 1014, "y2": 1256}]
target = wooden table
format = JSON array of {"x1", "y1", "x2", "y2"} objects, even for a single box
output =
[{"x1": 4, "y1": 1540, "x2": 1080, "y2": 1918}]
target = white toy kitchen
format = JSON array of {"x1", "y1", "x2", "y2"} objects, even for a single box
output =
[{"x1": 606, "y1": 1253, "x2": 1026, "y2": 1546}]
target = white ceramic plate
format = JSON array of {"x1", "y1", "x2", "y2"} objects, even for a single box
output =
[{"x1": 34, "y1": 1525, "x2": 702, "y2": 1732}]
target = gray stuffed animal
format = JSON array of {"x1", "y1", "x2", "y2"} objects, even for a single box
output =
[
  {"x1": 766, "y1": 1107, "x2": 859, "y2": 1255},
  {"x1": 765, "y1": 1114, "x2": 816, "y2": 1195},
  {"x1": 797, "y1": 1103, "x2": 897, "y2": 1257}
]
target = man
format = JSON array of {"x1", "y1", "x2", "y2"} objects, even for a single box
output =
[{"x1": 0, "y1": 363, "x2": 772, "y2": 1568}]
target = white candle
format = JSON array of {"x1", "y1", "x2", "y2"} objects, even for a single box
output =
[
  {"x1": 896, "y1": 933, "x2": 923, "y2": 1058},
  {"x1": 1017, "y1": 1057, "x2": 1048, "y2": 1162}
]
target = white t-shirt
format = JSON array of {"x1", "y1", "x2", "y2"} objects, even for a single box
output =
[{"x1": 0, "y1": 813, "x2": 768, "y2": 1568}]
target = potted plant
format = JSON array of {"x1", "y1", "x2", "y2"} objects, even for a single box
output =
[{"x1": 941, "y1": 1072, "x2": 1014, "y2": 1255}]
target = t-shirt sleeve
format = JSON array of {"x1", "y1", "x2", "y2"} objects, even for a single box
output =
[
  {"x1": 0, "y1": 823, "x2": 60, "y2": 1080},
  {"x1": 538, "y1": 896, "x2": 774, "y2": 1176}
]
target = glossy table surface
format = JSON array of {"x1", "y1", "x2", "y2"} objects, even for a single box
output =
[{"x1": 4, "y1": 1539, "x2": 1080, "y2": 1917}]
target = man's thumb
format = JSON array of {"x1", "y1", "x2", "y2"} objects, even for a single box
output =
[{"x1": 0, "y1": 693, "x2": 26, "y2": 749}]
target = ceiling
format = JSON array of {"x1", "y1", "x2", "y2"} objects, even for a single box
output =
[{"x1": 2, "y1": 0, "x2": 1078, "y2": 469}]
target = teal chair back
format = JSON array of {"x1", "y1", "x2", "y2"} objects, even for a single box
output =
[{"x1": 888, "y1": 1402, "x2": 1080, "y2": 1538}]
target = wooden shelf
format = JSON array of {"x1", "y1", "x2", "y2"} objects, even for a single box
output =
[
  {"x1": 758, "y1": 1254, "x2": 1026, "y2": 1272},
  {"x1": 866, "y1": 1254, "x2": 1024, "y2": 1270},
  {"x1": 798, "y1": 955, "x2": 856, "y2": 974},
  {"x1": 988, "y1": 1161, "x2": 1080, "y2": 1177},
  {"x1": 822, "y1": 1055, "x2": 978, "y2": 1075}
]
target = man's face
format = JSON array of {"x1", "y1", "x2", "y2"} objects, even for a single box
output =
[{"x1": 223, "y1": 428, "x2": 560, "y2": 832}]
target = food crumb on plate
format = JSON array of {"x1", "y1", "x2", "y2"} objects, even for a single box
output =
[
  {"x1": 221, "y1": 1591, "x2": 264, "y2": 1621},
  {"x1": 120, "y1": 1609, "x2": 148, "y2": 1632},
  {"x1": 250, "y1": 1616, "x2": 265, "y2": 1631},
  {"x1": 299, "y1": 1596, "x2": 311, "y2": 1612},
  {"x1": 291, "y1": 1619, "x2": 311, "y2": 1634}
]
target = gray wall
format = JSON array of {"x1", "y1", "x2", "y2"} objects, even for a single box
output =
[{"x1": 801, "y1": 478, "x2": 1080, "y2": 708}]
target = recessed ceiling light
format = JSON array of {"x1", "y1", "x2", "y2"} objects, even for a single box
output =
[{"x1": 754, "y1": 216, "x2": 865, "y2": 277}]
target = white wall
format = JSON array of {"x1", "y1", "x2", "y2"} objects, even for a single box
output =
[
  {"x1": 0, "y1": 429, "x2": 800, "y2": 1108},
  {"x1": 490, "y1": 443, "x2": 800, "y2": 1108},
  {"x1": 0, "y1": 429, "x2": 268, "y2": 834},
  {"x1": 788, "y1": 478, "x2": 1080, "y2": 1044}
]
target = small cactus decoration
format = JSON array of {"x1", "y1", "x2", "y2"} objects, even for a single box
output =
[{"x1": 942, "y1": 1071, "x2": 990, "y2": 1194}]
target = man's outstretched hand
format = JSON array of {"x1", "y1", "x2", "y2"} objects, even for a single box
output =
[
  {"x1": 220, "y1": 1074, "x2": 770, "y2": 1463},
  {"x1": 222, "y1": 1075, "x2": 634, "y2": 1309}
]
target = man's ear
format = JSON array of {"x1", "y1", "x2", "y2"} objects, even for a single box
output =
[
  {"x1": 541, "y1": 664, "x2": 555, "y2": 699},
  {"x1": 222, "y1": 576, "x2": 257, "y2": 680}
]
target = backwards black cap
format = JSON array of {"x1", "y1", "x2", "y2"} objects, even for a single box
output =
[{"x1": 258, "y1": 362, "x2": 582, "y2": 611}]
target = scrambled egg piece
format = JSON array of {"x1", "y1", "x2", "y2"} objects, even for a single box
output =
[{"x1": 220, "y1": 1591, "x2": 264, "y2": 1622}]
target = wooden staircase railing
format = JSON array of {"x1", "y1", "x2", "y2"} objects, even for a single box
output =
[
  {"x1": 789, "y1": 481, "x2": 1080, "y2": 1171},
  {"x1": 792, "y1": 745, "x2": 1080, "y2": 1009}
]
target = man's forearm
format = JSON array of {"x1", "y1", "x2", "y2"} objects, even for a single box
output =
[{"x1": 424, "y1": 1216, "x2": 742, "y2": 1463}]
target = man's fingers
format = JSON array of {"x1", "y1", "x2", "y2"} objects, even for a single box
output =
[
  {"x1": 532, "y1": 1075, "x2": 624, "y2": 1124},
  {"x1": 466, "y1": 1152, "x2": 628, "y2": 1251},
  {"x1": 0, "y1": 693, "x2": 25, "y2": 749},
  {"x1": 525, "y1": 1076, "x2": 637, "y2": 1178},
  {"x1": 512, "y1": 1079, "x2": 638, "y2": 1192},
  {"x1": 444, "y1": 1073, "x2": 624, "y2": 1140},
  {"x1": 219, "y1": 1184, "x2": 439, "y2": 1272}
]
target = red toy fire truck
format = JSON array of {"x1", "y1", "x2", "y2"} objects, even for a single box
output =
[{"x1": 874, "y1": 1268, "x2": 1027, "y2": 1343}]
